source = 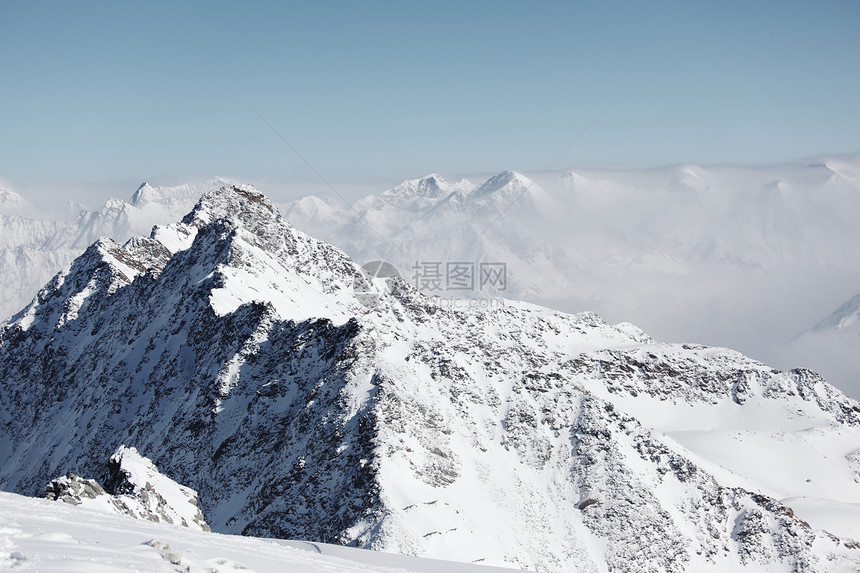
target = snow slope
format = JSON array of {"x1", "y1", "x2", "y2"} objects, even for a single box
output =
[
  {"x1": 2, "y1": 185, "x2": 860, "y2": 572},
  {"x1": 0, "y1": 491, "x2": 520, "y2": 573}
]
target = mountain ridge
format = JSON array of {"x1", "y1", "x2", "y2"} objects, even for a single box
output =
[{"x1": 0, "y1": 179, "x2": 221, "y2": 322}]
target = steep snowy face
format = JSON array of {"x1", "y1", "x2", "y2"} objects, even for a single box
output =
[{"x1": 2, "y1": 186, "x2": 860, "y2": 572}]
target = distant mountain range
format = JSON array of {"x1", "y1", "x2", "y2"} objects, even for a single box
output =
[{"x1": 281, "y1": 154, "x2": 860, "y2": 398}]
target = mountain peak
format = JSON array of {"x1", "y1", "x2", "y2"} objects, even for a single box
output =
[
  {"x1": 0, "y1": 186, "x2": 27, "y2": 213},
  {"x1": 415, "y1": 173, "x2": 446, "y2": 196},
  {"x1": 5, "y1": 185, "x2": 860, "y2": 572},
  {"x1": 182, "y1": 185, "x2": 279, "y2": 229},
  {"x1": 814, "y1": 292, "x2": 860, "y2": 332},
  {"x1": 471, "y1": 170, "x2": 534, "y2": 197},
  {"x1": 129, "y1": 182, "x2": 153, "y2": 206},
  {"x1": 383, "y1": 173, "x2": 451, "y2": 200}
]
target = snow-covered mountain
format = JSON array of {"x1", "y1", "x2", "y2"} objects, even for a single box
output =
[
  {"x1": 282, "y1": 171, "x2": 567, "y2": 301},
  {"x1": 281, "y1": 155, "x2": 860, "y2": 399},
  {"x1": 813, "y1": 293, "x2": 860, "y2": 333},
  {"x1": 0, "y1": 177, "x2": 236, "y2": 322},
  {"x1": 2, "y1": 185, "x2": 860, "y2": 572},
  {"x1": 7, "y1": 157, "x2": 860, "y2": 400},
  {"x1": 0, "y1": 186, "x2": 27, "y2": 213}
]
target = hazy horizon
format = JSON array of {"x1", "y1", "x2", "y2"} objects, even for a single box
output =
[{"x1": 2, "y1": 0, "x2": 858, "y2": 206}]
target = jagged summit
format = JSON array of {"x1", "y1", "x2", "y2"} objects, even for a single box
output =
[
  {"x1": 383, "y1": 173, "x2": 449, "y2": 199},
  {"x1": 180, "y1": 185, "x2": 278, "y2": 228},
  {"x1": 0, "y1": 178, "x2": 211, "y2": 322},
  {"x1": 2, "y1": 184, "x2": 860, "y2": 572},
  {"x1": 11, "y1": 185, "x2": 365, "y2": 335},
  {"x1": 129, "y1": 181, "x2": 152, "y2": 204}
]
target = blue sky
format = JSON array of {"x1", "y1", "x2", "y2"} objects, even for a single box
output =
[{"x1": 1, "y1": 0, "x2": 859, "y2": 202}]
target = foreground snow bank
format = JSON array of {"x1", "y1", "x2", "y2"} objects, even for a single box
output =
[{"x1": 0, "y1": 491, "x2": 522, "y2": 572}]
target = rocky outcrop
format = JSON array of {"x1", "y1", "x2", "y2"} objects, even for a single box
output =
[{"x1": 44, "y1": 446, "x2": 209, "y2": 531}]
